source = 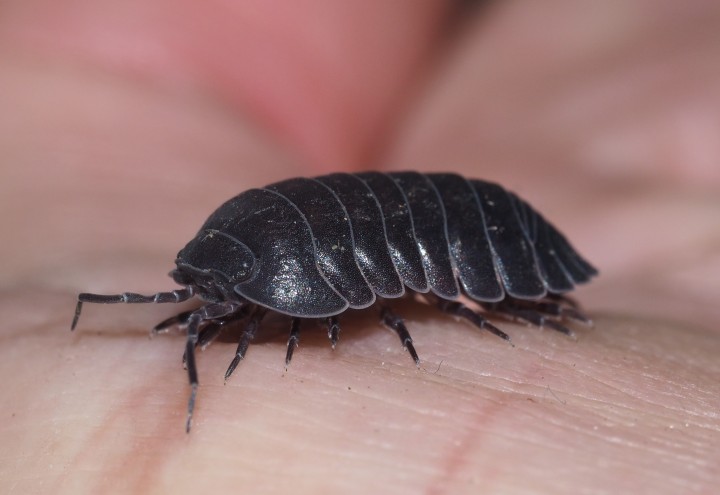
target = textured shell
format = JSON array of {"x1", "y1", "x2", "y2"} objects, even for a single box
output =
[{"x1": 175, "y1": 172, "x2": 597, "y2": 318}]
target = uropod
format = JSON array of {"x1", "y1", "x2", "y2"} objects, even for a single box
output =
[{"x1": 72, "y1": 171, "x2": 597, "y2": 431}]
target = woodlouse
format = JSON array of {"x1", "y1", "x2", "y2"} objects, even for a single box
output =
[{"x1": 72, "y1": 171, "x2": 597, "y2": 431}]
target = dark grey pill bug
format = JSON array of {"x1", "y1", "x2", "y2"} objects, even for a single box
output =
[{"x1": 71, "y1": 171, "x2": 597, "y2": 431}]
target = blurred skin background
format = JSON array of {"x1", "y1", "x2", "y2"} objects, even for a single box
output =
[{"x1": 1, "y1": 1, "x2": 719, "y2": 494}]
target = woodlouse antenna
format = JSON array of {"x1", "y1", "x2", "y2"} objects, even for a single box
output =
[{"x1": 71, "y1": 287, "x2": 195, "y2": 330}]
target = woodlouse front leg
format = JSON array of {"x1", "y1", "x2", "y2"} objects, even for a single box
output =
[
  {"x1": 180, "y1": 305, "x2": 253, "y2": 364},
  {"x1": 197, "y1": 306, "x2": 254, "y2": 351},
  {"x1": 152, "y1": 310, "x2": 194, "y2": 335},
  {"x1": 184, "y1": 312, "x2": 202, "y2": 433},
  {"x1": 184, "y1": 301, "x2": 243, "y2": 433}
]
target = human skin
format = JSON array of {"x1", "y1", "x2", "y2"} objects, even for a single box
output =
[{"x1": 1, "y1": 1, "x2": 719, "y2": 494}]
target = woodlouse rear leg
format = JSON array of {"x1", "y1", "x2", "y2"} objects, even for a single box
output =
[
  {"x1": 486, "y1": 303, "x2": 575, "y2": 337},
  {"x1": 562, "y1": 307, "x2": 592, "y2": 326},
  {"x1": 380, "y1": 306, "x2": 420, "y2": 366},
  {"x1": 512, "y1": 299, "x2": 592, "y2": 325},
  {"x1": 439, "y1": 300, "x2": 513, "y2": 344},
  {"x1": 423, "y1": 294, "x2": 512, "y2": 344},
  {"x1": 491, "y1": 295, "x2": 592, "y2": 330},
  {"x1": 285, "y1": 318, "x2": 301, "y2": 368},
  {"x1": 541, "y1": 295, "x2": 593, "y2": 325},
  {"x1": 546, "y1": 293, "x2": 580, "y2": 310},
  {"x1": 224, "y1": 307, "x2": 267, "y2": 382}
]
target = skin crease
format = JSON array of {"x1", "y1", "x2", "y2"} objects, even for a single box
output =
[{"x1": 1, "y1": 1, "x2": 720, "y2": 494}]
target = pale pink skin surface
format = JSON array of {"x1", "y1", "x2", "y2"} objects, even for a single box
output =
[{"x1": 1, "y1": 2, "x2": 720, "y2": 494}]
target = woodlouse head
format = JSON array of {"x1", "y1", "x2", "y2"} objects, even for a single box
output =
[{"x1": 174, "y1": 228, "x2": 256, "y2": 300}]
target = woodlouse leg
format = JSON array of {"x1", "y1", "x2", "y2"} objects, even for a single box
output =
[
  {"x1": 326, "y1": 316, "x2": 340, "y2": 349},
  {"x1": 285, "y1": 318, "x2": 301, "y2": 368},
  {"x1": 195, "y1": 322, "x2": 223, "y2": 350},
  {"x1": 197, "y1": 304, "x2": 253, "y2": 351},
  {"x1": 224, "y1": 307, "x2": 267, "y2": 382},
  {"x1": 71, "y1": 287, "x2": 194, "y2": 330},
  {"x1": 181, "y1": 321, "x2": 227, "y2": 365},
  {"x1": 152, "y1": 310, "x2": 193, "y2": 335},
  {"x1": 181, "y1": 304, "x2": 255, "y2": 363},
  {"x1": 184, "y1": 301, "x2": 243, "y2": 432},
  {"x1": 436, "y1": 299, "x2": 513, "y2": 344},
  {"x1": 546, "y1": 293, "x2": 580, "y2": 309},
  {"x1": 184, "y1": 312, "x2": 202, "y2": 433},
  {"x1": 510, "y1": 299, "x2": 592, "y2": 325},
  {"x1": 562, "y1": 307, "x2": 592, "y2": 326},
  {"x1": 380, "y1": 306, "x2": 420, "y2": 366},
  {"x1": 490, "y1": 305, "x2": 575, "y2": 337}
]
